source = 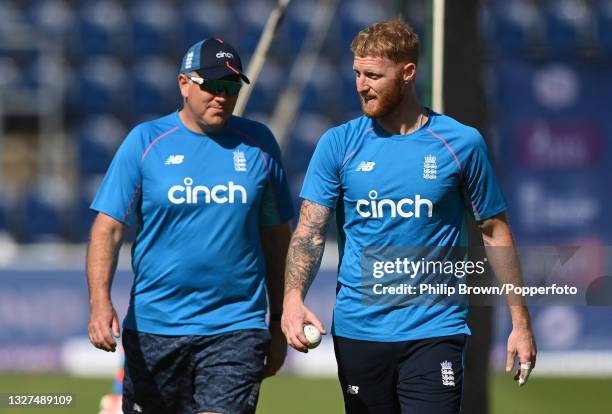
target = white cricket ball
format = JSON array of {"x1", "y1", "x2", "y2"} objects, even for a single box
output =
[{"x1": 303, "y1": 324, "x2": 322, "y2": 349}]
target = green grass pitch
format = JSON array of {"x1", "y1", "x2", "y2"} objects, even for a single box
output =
[{"x1": 0, "y1": 374, "x2": 609, "y2": 413}]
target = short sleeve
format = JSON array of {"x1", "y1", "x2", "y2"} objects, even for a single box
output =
[
  {"x1": 299, "y1": 128, "x2": 342, "y2": 208},
  {"x1": 461, "y1": 131, "x2": 507, "y2": 221},
  {"x1": 258, "y1": 133, "x2": 294, "y2": 226},
  {"x1": 90, "y1": 127, "x2": 144, "y2": 225}
]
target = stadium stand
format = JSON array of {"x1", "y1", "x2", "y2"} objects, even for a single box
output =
[{"x1": 0, "y1": 0, "x2": 610, "y2": 244}]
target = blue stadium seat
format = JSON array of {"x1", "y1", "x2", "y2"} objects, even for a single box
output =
[
  {"x1": 130, "y1": 56, "x2": 178, "y2": 116},
  {"x1": 243, "y1": 58, "x2": 285, "y2": 113},
  {"x1": 543, "y1": 0, "x2": 592, "y2": 54},
  {"x1": 597, "y1": 0, "x2": 612, "y2": 53},
  {"x1": 244, "y1": 87, "x2": 275, "y2": 114},
  {"x1": 285, "y1": 112, "x2": 333, "y2": 172},
  {"x1": 0, "y1": 56, "x2": 23, "y2": 91},
  {"x1": 340, "y1": 69, "x2": 361, "y2": 114},
  {"x1": 0, "y1": 1, "x2": 26, "y2": 32},
  {"x1": 234, "y1": 26, "x2": 262, "y2": 56},
  {"x1": 21, "y1": 182, "x2": 69, "y2": 242},
  {"x1": 280, "y1": 1, "x2": 317, "y2": 53},
  {"x1": 129, "y1": 0, "x2": 178, "y2": 56},
  {"x1": 235, "y1": 0, "x2": 270, "y2": 32},
  {"x1": 232, "y1": 0, "x2": 279, "y2": 54},
  {"x1": 78, "y1": 0, "x2": 128, "y2": 56},
  {"x1": 490, "y1": 0, "x2": 543, "y2": 55},
  {"x1": 338, "y1": 0, "x2": 386, "y2": 49},
  {"x1": 285, "y1": 134, "x2": 314, "y2": 175},
  {"x1": 77, "y1": 175, "x2": 104, "y2": 241},
  {"x1": 76, "y1": 56, "x2": 128, "y2": 114},
  {"x1": 0, "y1": 197, "x2": 6, "y2": 232},
  {"x1": 180, "y1": 1, "x2": 229, "y2": 49},
  {"x1": 26, "y1": 0, "x2": 75, "y2": 37},
  {"x1": 297, "y1": 57, "x2": 341, "y2": 113},
  {"x1": 77, "y1": 196, "x2": 96, "y2": 241},
  {"x1": 77, "y1": 115, "x2": 127, "y2": 175}
]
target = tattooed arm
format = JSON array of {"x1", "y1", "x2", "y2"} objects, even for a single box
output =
[{"x1": 281, "y1": 200, "x2": 332, "y2": 352}]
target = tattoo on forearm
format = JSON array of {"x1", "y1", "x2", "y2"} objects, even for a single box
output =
[{"x1": 285, "y1": 200, "x2": 332, "y2": 295}]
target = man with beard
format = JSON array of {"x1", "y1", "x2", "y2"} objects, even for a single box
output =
[
  {"x1": 281, "y1": 18, "x2": 537, "y2": 413},
  {"x1": 87, "y1": 37, "x2": 293, "y2": 414}
]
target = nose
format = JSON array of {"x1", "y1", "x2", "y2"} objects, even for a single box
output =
[
  {"x1": 214, "y1": 90, "x2": 228, "y2": 101},
  {"x1": 356, "y1": 75, "x2": 369, "y2": 94}
]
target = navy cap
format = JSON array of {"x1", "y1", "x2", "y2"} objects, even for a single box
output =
[{"x1": 179, "y1": 37, "x2": 250, "y2": 84}]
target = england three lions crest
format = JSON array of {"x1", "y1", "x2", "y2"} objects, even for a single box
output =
[
  {"x1": 423, "y1": 154, "x2": 437, "y2": 180},
  {"x1": 233, "y1": 151, "x2": 247, "y2": 172},
  {"x1": 440, "y1": 360, "x2": 455, "y2": 386}
]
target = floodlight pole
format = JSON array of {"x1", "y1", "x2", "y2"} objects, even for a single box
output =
[
  {"x1": 233, "y1": 0, "x2": 291, "y2": 117},
  {"x1": 432, "y1": 0, "x2": 445, "y2": 113},
  {"x1": 269, "y1": 0, "x2": 340, "y2": 149}
]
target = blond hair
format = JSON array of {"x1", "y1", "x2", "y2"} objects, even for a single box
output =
[{"x1": 350, "y1": 17, "x2": 420, "y2": 64}]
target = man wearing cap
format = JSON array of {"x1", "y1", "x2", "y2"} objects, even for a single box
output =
[{"x1": 86, "y1": 38, "x2": 293, "y2": 414}]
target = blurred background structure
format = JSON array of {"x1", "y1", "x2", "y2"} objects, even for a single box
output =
[{"x1": 0, "y1": 0, "x2": 611, "y2": 412}]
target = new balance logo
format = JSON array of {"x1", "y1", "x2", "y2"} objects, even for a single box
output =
[
  {"x1": 346, "y1": 385, "x2": 359, "y2": 395},
  {"x1": 423, "y1": 154, "x2": 437, "y2": 180},
  {"x1": 441, "y1": 360, "x2": 455, "y2": 386},
  {"x1": 165, "y1": 155, "x2": 184, "y2": 165},
  {"x1": 216, "y1": 51, "x2": 234, "y2": 59},
  {"x1": 233, "y1": 151, "x2": 247, "y2": 171},
  {"x1": 356, "y1": 161, "x2": 376, "y2": 172}
]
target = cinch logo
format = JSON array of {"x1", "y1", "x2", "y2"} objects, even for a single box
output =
[
  {"x1": 167, "y1": 177, "x2": 247, "y2": 205},
  {"x1": 216, "y1": 51, "x2": 234, "y2": 59},
  {"x1": 356, "y1": 190, "x2": 433, "y2": 218}
]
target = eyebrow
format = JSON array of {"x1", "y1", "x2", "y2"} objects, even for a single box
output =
[{"x1": 354, "y1": 68, "x2": 382, "y2": 76}]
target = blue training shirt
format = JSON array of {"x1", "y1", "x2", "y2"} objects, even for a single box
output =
[
  {"x1": 300, "y1": 110, "x2": 507, "y2": 341},
  {"x1": 91, "y1": 111, "x2": 293, "y2": 335}
]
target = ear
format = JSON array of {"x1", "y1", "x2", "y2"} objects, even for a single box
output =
[
  {"x1": 401, "y1": 62, "x2": 417, "y2": 83},
  {"x1": 178, "y1": 74, "x2": 190, "y2": 98}
]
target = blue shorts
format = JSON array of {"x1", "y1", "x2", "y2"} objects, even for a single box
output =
[
  {"x1": 333, "y1": 334, "x2": 467, "y2": 414},
  {"x1": 121, "y1": 328, "x2": 271, "y2": 414}
]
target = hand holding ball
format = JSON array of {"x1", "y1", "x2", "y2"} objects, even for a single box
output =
[{"x1": 303, "y1": 324, "x2": 322, "y2": 349}]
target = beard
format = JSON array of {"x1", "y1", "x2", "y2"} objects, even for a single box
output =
[{"x1": 360, "y1": 77, "x2": 404, "y2": 118}]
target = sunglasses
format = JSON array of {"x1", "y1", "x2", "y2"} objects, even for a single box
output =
[{"x1": 186, "y1": 75, "x2": 242, "y2": 96}]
